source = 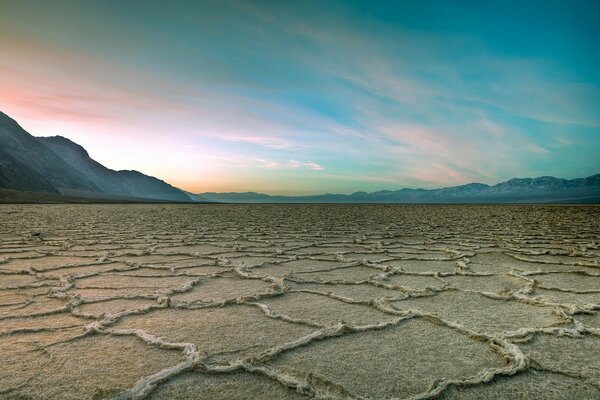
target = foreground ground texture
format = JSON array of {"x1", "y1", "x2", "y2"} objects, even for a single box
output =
[{"x1": 0, "y1": 204, "x2": 599, "y2": 400}]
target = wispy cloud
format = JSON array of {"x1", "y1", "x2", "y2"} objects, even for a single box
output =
[
  {"x1": 254, "y1": 158, "x2": 282, "y2": 169},
  {"x1": 288, "y1": 160, "x2": 324, "y2": 171},
  {"x1": 216, "y1": 134, "x2": 297, "y2": 150}
]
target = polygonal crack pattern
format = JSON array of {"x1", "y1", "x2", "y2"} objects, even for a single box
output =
[{"x1": 0, "y1": 204, "x2": 598, "y2": 399}]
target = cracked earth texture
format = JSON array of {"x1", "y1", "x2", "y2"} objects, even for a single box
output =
[{"x1": 0, "y1": 204, "x2": 599, "y2": 399}]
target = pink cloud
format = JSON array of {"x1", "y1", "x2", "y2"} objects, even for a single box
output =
[{"x1": 402, "y1": 162, "x2": 476, "y2": 186}]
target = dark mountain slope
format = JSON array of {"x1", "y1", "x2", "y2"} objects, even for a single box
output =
[
  {"x1": 38, "y1": 136, "x2": 191, "y2": 202},
  {"x1": 0, "y1": 111, "x2": 101, "y2": 193},
  {"x1": 0, "y1": 111, "x2": 191, "y2": 202},
  {"x1": 0, "y1": 147, "x2": 57, "y2": 193}
]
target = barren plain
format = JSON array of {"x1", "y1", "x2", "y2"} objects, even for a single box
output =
[{"x1": 0, "y1": 204, "x2": 599, "y2": 399}]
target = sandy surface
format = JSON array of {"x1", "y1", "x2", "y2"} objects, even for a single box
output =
[{"x1": 0, "y1": 204, "x2": 598, "y2": 399}]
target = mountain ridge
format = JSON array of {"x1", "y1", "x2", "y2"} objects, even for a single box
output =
[
  {"x1": 0, "y1": 111, "x2": 192, "y2": 202},
  {"x1": 38, "y1": 135, "x2": 191, "y2": 202},
  {"x1": 197, "y1": 174, "x2": 600, "y2": 203}
]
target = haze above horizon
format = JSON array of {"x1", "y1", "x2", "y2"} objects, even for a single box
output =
[{"x1": 1, "y1": 0, "x2": 599, "y2": 195}]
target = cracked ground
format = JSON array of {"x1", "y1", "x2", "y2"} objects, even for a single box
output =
[{"x1": 0, "y1": 204, "x2": 599, "y2": 400}]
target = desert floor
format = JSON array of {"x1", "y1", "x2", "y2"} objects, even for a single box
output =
[{"x1": 0, "y1": 204, "x2": 599, "y2": 399}]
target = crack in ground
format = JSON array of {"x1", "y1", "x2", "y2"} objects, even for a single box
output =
[{"x1": 0, "y1": 204, "x2": 598, "y2": 399}]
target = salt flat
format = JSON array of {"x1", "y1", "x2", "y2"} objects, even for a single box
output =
[{"x1": 0, "y1": 204, "x2": 599, "y2": 399}]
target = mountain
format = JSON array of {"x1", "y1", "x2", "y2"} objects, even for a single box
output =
[
  {"x1": 198, "y1": 175, "x2": 600, "y2": 204},
  {"x1": 0, "y1": 112, "x2": 102, "y2": 194},
  {"x1": 38, "y1": 136, "x2": 191, "y2": 201},
  {"x1": 0, "y1": 111, "x2": 192, "y2": 202}
]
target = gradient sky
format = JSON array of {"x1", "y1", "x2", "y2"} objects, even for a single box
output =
[{"x1": 1, "y1": 0, "x2": 599, "y2": 194}]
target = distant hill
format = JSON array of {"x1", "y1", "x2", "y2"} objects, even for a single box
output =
[
  {"x1": 0, "y1": 111, "x2": 192, "y2": 202},
  {"x1": 198, "y1": 175, "x2": 600, "y2": 204}
]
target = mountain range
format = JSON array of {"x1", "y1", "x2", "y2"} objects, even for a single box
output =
[
  {"x1": 1, "y1": 110, "x2": 599, "y2": 204},
  {"x1": 196, "y1": 174, "x2": 600, "y2": 204}
]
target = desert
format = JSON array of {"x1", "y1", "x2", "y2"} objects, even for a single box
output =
[{"x1": 1, "y1": 204, "x2": 599, "y2": 399}]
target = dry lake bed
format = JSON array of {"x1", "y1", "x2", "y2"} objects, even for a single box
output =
[{"x1": 0, "y1": 204, "x2": 599, "y2": 400}]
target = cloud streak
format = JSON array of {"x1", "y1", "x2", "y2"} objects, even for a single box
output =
[{"x1": 288, "y1": 160, "x2": 324, "y2": 171}]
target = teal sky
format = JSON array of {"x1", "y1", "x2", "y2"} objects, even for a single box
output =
[{"x1": 1, "y1": 0, "x2": 599, "y2": 194}]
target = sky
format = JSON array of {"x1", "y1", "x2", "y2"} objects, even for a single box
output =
[{"x1": 1, "y1": 0, "x2": 599, "y2": 195}]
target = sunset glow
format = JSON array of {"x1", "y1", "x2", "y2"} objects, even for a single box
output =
[{"x1": 1, "y1": 0, "x2": 599, "y2": 194}]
